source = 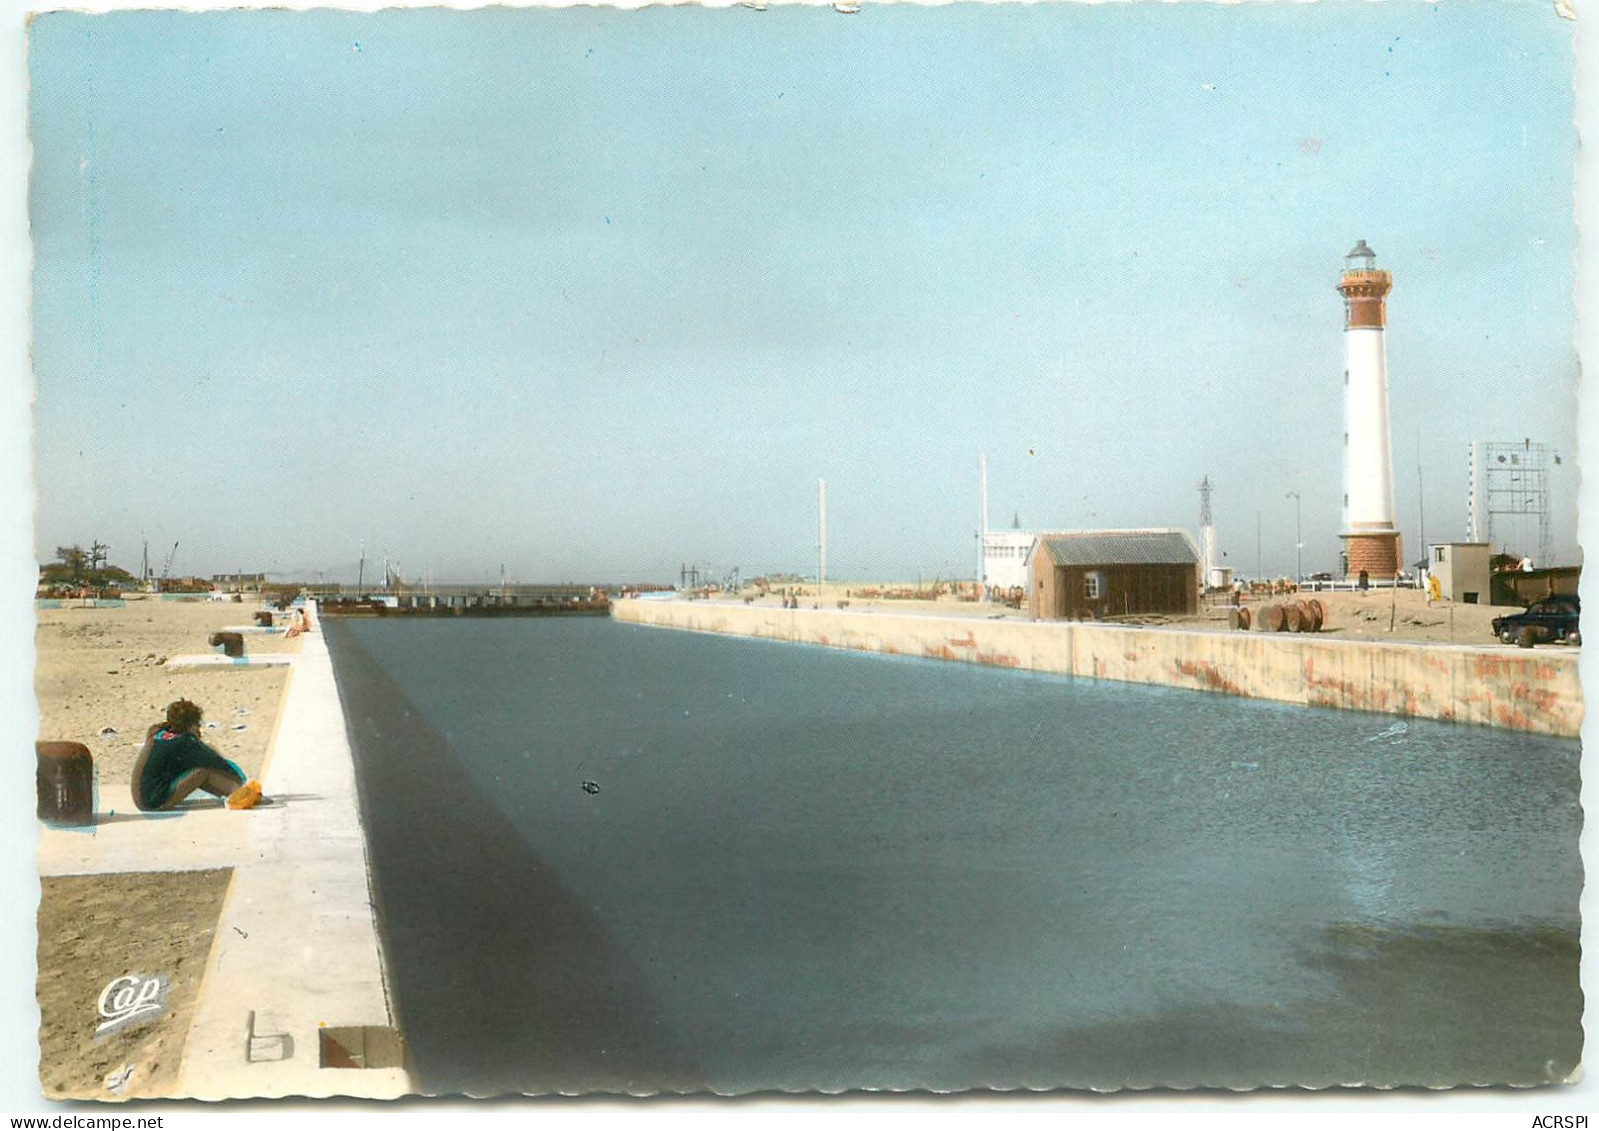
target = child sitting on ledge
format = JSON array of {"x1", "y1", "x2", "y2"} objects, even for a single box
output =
[{"x1": 131, "y1": 698, "x2": 263, "y2": 811}]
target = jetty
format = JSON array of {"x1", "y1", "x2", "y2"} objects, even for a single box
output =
[{"x1": 308, "y1": 584, "x2": 610, "y2": 619}]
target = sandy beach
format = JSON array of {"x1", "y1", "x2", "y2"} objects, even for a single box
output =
[
  {"x1": 34, "y1": 597, "x2": 301, "y2": 790},
  {"x1": 726, "y1": 581, "x2": 1527, "y2": 649},
  {"x1": 33, "y1": 595, "x2": 302, "y2": 1099}
]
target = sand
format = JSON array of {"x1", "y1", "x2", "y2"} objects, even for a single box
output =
[
  {"x1": 33, "y1": 595, "x2": 303, "y2": 1100},
  {"x1": 34, "y1": 597, "x2": 300, "y2": 796},
  {"x1": 37, "y1": 870, "x2": 232, "y2": 1100},
  {"x1": 726, "y1": 581, "x2": 1531, "y2": 649}
]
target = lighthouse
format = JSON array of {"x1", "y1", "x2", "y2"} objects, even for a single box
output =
[{"x1": 1338, "y1": 240, "x2": 1402, "y2": 579}]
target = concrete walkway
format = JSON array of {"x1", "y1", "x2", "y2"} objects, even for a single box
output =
[{"x1": 38, "y1": 604, "x2": 414, "y2": 1100}]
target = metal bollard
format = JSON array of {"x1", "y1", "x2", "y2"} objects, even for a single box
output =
[{"x1": 36, "y1": 741, "x2": 94, "y2": 825}]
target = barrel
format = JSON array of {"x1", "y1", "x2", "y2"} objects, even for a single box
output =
[
  {"x1": 254, "y1": 611, "x2": 274, "y2": 628},
  {"x1": 1307, "y1": 599, "x2": 1325, "y2": 631},
  {"x1": 1257, "y1": 603, "x2": 1284, "y2": 633},
  {"x1": 1283, "y1": 603, "x2": 1304, "y2": 632},
  {"x1": 209, "y1": 631, "x2": 245, "y2": 658},
  {"x1": 36, "y1": 741, "x2": 94, "y2": 825},
  {"x1": 1235, "y1": 606, "x2": 1252, "y2": 631}
]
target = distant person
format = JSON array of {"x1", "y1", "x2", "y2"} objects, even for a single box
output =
[
  {"x1": 131, "y1": 698, "x2": 263, "y2": 812},
  {"x1": 284, "y1": 606, "x2": 311, "y2": 639}
]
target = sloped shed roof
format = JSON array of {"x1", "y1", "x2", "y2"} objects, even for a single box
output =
[{"x1": 1036, "y1": 529, "x2": 1200, "y2": 568}]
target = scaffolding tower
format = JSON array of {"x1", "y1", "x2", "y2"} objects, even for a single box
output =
[{"x1": 1468, "y1": 440, "x2": 1552, "y2": 565}]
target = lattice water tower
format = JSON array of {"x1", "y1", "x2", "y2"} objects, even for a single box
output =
[{"x1": 1468, "y1": 440, "x2": 1552, "y2": 565}]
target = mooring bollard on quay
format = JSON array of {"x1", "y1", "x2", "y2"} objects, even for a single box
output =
[{"x1": 36, "y1": 740, "x2": 95, "y2": 826}]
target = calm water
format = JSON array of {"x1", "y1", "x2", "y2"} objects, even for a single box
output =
[{"x1": 325, "y1": 616, "x2": 1582, "y2": 1096}]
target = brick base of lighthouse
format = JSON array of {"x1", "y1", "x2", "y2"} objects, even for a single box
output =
[{"x1": 1342, "y1": 531, "x2": 1402, "y2": 579}]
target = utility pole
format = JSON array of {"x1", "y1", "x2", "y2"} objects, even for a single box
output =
[
  {"x1": 1286, "y1": 491, "x2": 1302, "y2": 583},
  {"x1": 357, "y1": 541, "x2": 366, "y2": 594},
  {"x1": 818, "y1": 478, "x2": 827, "y2": 593},
  {"x1": 1416, "y1": 432, "x2": 1426, "y2": 573},
  {"x1": 1255, "y1": 511, "x2": 1262, "y2": 580},
  {"x1": 978, "y1": 454, "x2": 989, "y2": 602}
]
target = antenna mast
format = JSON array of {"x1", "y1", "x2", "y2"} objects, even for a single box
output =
[
  {"x1": 817, "y1": 478, "x2": 827, "y2": 592},
  {"x1": 978, "y1": 455, "x2": 989, "y2": 602},
  {"x1": 1416, "y1": 432, "x2": 1425, "y2": 569}
]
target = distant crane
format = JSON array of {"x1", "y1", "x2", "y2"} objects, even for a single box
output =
[{"x1": 161, "y1": 541, "x2": 179, "y2": 582}]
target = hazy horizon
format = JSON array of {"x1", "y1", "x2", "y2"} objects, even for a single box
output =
[{"x1": 28, "y1": 3, "x2": 1581, "y2": 586}]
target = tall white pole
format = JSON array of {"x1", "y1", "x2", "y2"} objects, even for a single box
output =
[
  {"x1": 818, "y1": 478, "x2": 827, "y2": 592},
  {"x1": 979, "y1": 454, "x2": 989, "y2": 602},
  {"x1": 1467, "y1": 441, "x2": 1480, "y2": 542},
  {"x1": 1287, "y1": 491, "x2": 1302, "y2": 582}
]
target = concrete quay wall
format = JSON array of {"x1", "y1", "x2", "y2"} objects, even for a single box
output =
[{"x1": 613, "y1": 600, "x2": 1583, "y2": 738}]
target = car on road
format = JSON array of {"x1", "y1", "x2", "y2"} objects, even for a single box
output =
[{"x1": 1491, "y1": 595, "x2": 1580, "y2": 648}]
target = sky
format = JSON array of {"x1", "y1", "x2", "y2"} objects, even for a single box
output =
[{"x1": 25, "y1": 2, "x2": 1581, "y2": 585}]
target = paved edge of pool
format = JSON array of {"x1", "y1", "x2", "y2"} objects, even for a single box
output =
[{"x1": 177, "y1": 601, "x2": 414, "y2": 1100}]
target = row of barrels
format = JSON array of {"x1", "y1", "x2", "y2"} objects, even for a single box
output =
[{"x1": 1231, "y1": 599, "x2": 1326, "y2": 633}]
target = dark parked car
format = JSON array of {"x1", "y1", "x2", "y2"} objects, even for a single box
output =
[{"x1": 1491, "y1": 595, "x2": 1580, "y2": 648}]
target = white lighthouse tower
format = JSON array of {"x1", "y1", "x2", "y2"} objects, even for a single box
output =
[{"x1": 1338, "y1": 240, "x2": 1402, "y2": 579}]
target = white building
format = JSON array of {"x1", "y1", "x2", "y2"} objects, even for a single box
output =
[
  {"x1": 983, "y1": 531, "x2": 1036, "y2": 593},
  {"x1": 1428, "y1": 542, "x2": 1492, "y2": 605}
]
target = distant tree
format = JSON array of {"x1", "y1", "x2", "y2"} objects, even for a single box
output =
[
  {"x1": 54, "y1": 545, "x2": 87, "y2": 582},
  {"x1": 47, "y1": 542, "x2": 133, "y2": 589}
]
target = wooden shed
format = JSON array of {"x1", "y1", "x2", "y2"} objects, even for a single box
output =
[
  {"x1": 1490, "y1": 565, "x2": 1581, "y2": 608},
  {"x1": 1028, "y1": 529, "x2": 1201, "y2": 620}
]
